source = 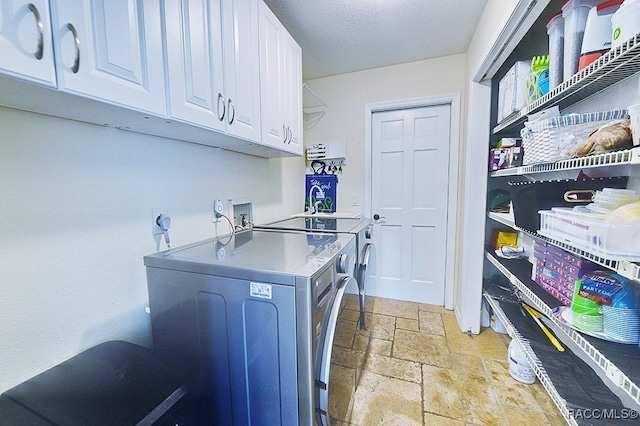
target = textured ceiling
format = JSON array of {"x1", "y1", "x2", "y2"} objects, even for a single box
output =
[{"x1": 263, "y1": 0, "x2": 489, "y2": 80}]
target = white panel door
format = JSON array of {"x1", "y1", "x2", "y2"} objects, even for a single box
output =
[
  {"x1": 0, "y1": 0, "x2": 56, "y2": 86},
  {"x1": 221, "y1": 0, "x2": 261, "y2": 143},
  {"x1": 50, "y1": 0, "x2": 166, "y2": 115},
  {"x1": 371, "y1": 104, "x2": 451, "y2": 304},
  {"x1": 164, "y1": 0, "x2": 225, "y2": 131}
]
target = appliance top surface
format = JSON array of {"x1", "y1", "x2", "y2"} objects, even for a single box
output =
[
  {"x1": 255, "y1": 216, "x2": 370, "y2": 234},
  {"x1": 144, "y1": 229, "x2": 354, "y2": 279}
]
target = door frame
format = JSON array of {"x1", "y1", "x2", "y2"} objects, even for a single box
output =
[{"x1": 364, "y1": 94, "x2": 461, "y2": 309}]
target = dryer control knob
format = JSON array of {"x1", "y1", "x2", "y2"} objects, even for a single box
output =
[{"x1": 336, "y1": 254, "x2": 349, "y2": 274}]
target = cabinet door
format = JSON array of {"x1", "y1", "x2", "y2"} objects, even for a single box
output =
[
  {"x1": 50, "y1": 0, "x2": 166, "y2": 116},
  {"x1": 0, "y1": 0, "x2": 56, "y2": 86},
  {"x1": 221, "y1": 0, "x2": 261, "y2": 143},
  {"x1": 283, "y1": 31, "x2": 302, "y2": 154},
  {"x1": 164, "y1": 0, "x2": 225, "y2": 132},
  {"x1": 258, "y1": 0, "x2": 286, "y2": 149}
]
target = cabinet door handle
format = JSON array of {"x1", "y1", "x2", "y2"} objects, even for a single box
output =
[
  {"x1": 227, "y1": 99, "x2": 235, "y2": 125},
  {"x1": 217, "y1": 93, "x2": 225, "y2": 121},
  {"x1": 66, "y1": 23, "x2": 80, "y2": 73},
  {"x1": 288, "y1": 126, "x2": 292, "y2": 144},
  {"x1": 27, "y1": 3, "x2": 44, "y2": 60},
  {"x1": 283, "y1": 125, "x2": 288, "y2": 143}
]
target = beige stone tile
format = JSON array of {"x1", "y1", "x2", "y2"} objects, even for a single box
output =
[
  {"x1": 419, "y1": 311, "x2": 446, "y2": 336},
  {"x1": 361, "y1": 352, "x2": 422, "y2": 384},
  {"x1": 393, "y1": 329, "x2": 452, "y2": 368},
  {"x1": 332, "y1": 345, "x2": 365, "y2": 369},
  {"x1": 502, "y1": 404, "x2": 550, "y2": 426},
  {"x1": 343, "y1": 293, "x2": 375, "y2": 313},
  {"x1": 545, "y1": 413, "x2": 570, "y2": 426},
  {"x1": 356, "y1": 312, "x2": 396, "y2": 341},
  {"x1": 423, "y1": 412, "x2": 465, "y2": 425},
  {"x1": 422, "y1": 364, "x2": 506, "y2": 425},
  {"x1": 329, "y1": 364, "x2": 356, "y2": 423},
  {"x1": 334, "y1": 318, "x2": 357, "y2": 349},
  {"x1": 442, "y1": 315, "x2": 508, "y2": 361},
  {"x1": 483, "y1": 358, "x2": 560, "y2": 415},
  {"x1": 396, "y1": 317, "x2": 420, "y2": 331},
  {"x1": 449, "y1": 352, "x2": 488, "y2": 378},
  {"x1": 353, "y1": 333, "x2": 392, "y2": 356},
  {"x1": 338, "y1": 308, "x2": 361, "y2": 323},
  {"x1": 370, "y1": 297, "x2": 420, "y2": 320},
  {"x1": 419, "y1": 303, "x2": 453, "y2": 316},
  {"x1": 344, "y1": 370, "x2": 423, "y2": 426}
]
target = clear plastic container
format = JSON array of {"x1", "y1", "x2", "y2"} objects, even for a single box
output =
[
  {"x1": 562, "y1": 0, "x2": 602, "y2": 81},
  {"x1": 538, "y1": 208, "x2": 640, "y2": 260},
  {"x1": 547, "y1": 11, "x2": 565, "y2": 89}
]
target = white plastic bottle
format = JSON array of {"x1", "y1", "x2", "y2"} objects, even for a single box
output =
[{"x1": 508, "y1": 339, "x2": 536, "y2": 384}]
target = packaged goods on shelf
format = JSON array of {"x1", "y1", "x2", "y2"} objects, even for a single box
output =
[
  {"x1": 497, "y1": 60, "x2": 531, "y2": 123},
  {"x1": 508, "y1": 176, "x2": 628, "y2": 233},
  {"x1": 520, "y1": 110, "x2": 628, "y2": 165},
  {"x1": 538, "y1": 205, "x2": 640, "y2": 261},
  {"x1": 489, "y1": 144, "x2": 522, "y2": 171},
  {"x1": 533, "y1": 240, "x2": 598, "y2": 306}
]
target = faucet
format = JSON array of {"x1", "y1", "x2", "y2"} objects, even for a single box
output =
[{"x1": 308, "y1": 184, "x2": 325, "y2": 214}]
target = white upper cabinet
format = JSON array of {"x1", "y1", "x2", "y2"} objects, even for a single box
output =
[
  {"x1": 258, "y1": 1, "x2": 302, "y2": 155},
  {"x1": 165, "y1": 0, "x2": 261, "y2": 143},
  {"x1": 221, "y1": 0, "x2": 261, "y2": 143},
  {"x1": 49, "y1": 0, "x2": 166, "y2": 116},
  {"x1": 0, "y1": 0, "x2": 56, "y2": 86},
  {"x1": 164, "y1": 0, "x2": 225, "y2": 133},
  {"x1": 283, "y1": 30, "x2": 302, "y2": 154}
]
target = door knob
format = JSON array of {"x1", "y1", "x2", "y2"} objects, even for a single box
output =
[{"x1": 373, "y1": 214, "x2": 385, "y2": 221}]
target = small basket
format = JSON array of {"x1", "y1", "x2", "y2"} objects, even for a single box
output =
[{"x1": 520, "y1": 110, "x2": 628, "y2": 165}]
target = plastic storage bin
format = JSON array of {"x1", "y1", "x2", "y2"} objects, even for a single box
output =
[
  {"x1": 578, "y1": 0, "x2": 623, "y2": 71},
  {"x1": 547, "y1": 11, "x2": 565, "y2": 89},
  {"x1": 538, "y1": 207, "x2": 640, "y2": 261},
  {"x1": 611, "y1": 0, "x2": 640, "y2": 49},
  {"x1": 562, "y1": 0, "x2": 602, "y2": 81},
  {"x1": 520, "y1": 109, "x2": 628, "y2": 165}
]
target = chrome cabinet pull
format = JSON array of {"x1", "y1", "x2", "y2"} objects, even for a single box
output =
[
  {"x1": 227, "y1": 99, "x2": 235, "y2": 124},
  {"x1": 27, "y1": 3, "x2": 44, "y2": 60},
  {"x1": 282, "y1": 124, "x2": 287, "y2": 143},
  {"x1": 66, "y1": 23, "x2": 80, "y2": 73},
  {"x1": 217, "y1": 93, "x2": 225, "y2": 121},
  {"x1": 287, "y1": 126, "x2": 292, "y2": 144}
]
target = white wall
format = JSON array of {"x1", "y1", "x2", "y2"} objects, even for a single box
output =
[
  {"x1": 304, "y1": 54, "x2": 467, "y2": 214},
  {"x1": 0, "y1": 106, "x2": 305, "y2": 392}
]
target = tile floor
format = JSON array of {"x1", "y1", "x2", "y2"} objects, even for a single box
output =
[{"x1": 329, "y1": 294, "x2": 567, "y2": 425}]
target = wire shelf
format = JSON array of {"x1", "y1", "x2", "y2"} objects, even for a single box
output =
[
  {"x1": 483, "y1": 294, "x2": 578, "y2": 425},
  {"x1": 494, "y1": 32, "x2": 640, "y2": 134},
  {"x1": 485, "y1": 251, "x2": 640, "y2": 408},
  {"x1": 490, "y1": 148, "x2": 640, "y2": 177}
]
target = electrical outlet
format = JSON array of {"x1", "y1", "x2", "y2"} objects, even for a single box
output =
[
  {"x1": 351, "y1": 194, "x2": 359, "y2": 206},
  {"x1": 152, "y1": 208, "x2": 168, "y2": 235},
  {"x1": 213, "y1": 199, "x2": 224, "y2": 220}
]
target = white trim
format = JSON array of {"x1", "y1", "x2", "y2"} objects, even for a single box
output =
[{"x1": 364, "y1": 94, "x2": 461, "y2": 309}]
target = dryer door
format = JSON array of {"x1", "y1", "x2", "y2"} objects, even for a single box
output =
[
  {"x1": 315, "y1": 276, "x2": 353, "y2": 426},
  {"x1": 356, "y1": 242, "x2": 376, "y2": 330}
]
